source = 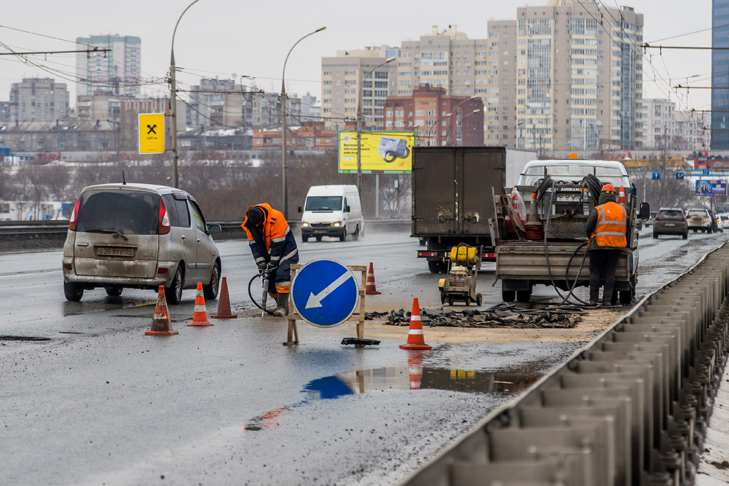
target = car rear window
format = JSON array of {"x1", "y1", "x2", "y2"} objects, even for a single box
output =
[
  {"x1": 688, "y1": 210, "x2": 708, "y2": 216},
  {"x1": 77, "y1": 191, "x2": 159, "y2": 235},
  {"x1": 658, "y1": 210, "x2": 684, "y2": 220}
]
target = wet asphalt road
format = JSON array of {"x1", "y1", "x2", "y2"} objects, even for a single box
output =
[{"x1": 0, "y1": 229, "x2": 727, "y2": 485}]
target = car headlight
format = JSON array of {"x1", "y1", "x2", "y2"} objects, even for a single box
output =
[
  {"x1": 333, "y1": 222, "x2": 342, "y2": 227},
  {"x1": 301, "y1": 222, "x2": 310, "y2": 228}
]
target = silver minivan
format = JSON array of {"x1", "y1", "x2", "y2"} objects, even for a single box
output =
[{"x1": 62, "y1": 183, "x2": 221, "y2": 304}]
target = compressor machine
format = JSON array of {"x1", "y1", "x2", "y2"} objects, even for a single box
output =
[{"x1": 438, "y1": 244, "x2": 483, "y2": 306}]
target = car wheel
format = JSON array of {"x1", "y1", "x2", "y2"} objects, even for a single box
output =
[
  {"x1": 652, "y1": 233, "x2": 658, "y2": 239},
  {"x1": 683, "y1": 233, "x2": 688, "y2": 240},
  {"x1": 105, "y1": 286, "x2": 123, "y2": 297},
  {"x1": 315, "y1": 235, "x2": 322, "y2": 242},
  {"x1": 166, "y1": 265, "x2": 184, "y2": 305},
  {"x1": 203, "y1": 262, "x2": 220, "y2": 301},
  {"x1": 339, "y1": 228, "x2": 347, "y2": 242},
  {"x1": 64, "y1": 282, "x2": 84, "y2": 302},
  {"x1": 302, "y1": 235, "x2": 309, "y2": 242}
]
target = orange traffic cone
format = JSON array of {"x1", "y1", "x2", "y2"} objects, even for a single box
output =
[
  {"x1": 365, "y1": 262, "x2": 381, "y2": 295},
  {"x1": 188, "y1": 281, "x2": 213, "y2": 327},
  {"x1": 145, "y1": 285, "x2": 178, "y2": 336},
  {"x1": 399, "y1": 297, "x2": 432, "y2": 350},
  {"x1": 212, "y1": 276, "x2": 237, "y2": 319},
  {"x1": 407, "y1": 351, "x2": 425, "y2": 390}
]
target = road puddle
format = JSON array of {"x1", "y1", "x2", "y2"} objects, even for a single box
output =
[{"x1": 244, "y1": 359, "x2": 540, "y2": 431}]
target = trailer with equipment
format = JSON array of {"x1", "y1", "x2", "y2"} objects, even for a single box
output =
[{"x1": 491, "y1": 159, "x2": 644, "y2": 304}]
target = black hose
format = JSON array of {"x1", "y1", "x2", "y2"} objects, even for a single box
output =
[{"x1": 248, "y1": 273, "x2": 277, "y2": 315}]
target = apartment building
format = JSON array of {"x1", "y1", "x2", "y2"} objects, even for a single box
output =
[
  {"x1": 76, "y1": 35, "x2": 141, "y2": 97},
  {"x1": 641, "y1": 98, "x2": 674, "y2": 150},
  {"x1": 674, "y1": 111, "x2": 710, "y2": 152},
  {"x1": 515, "y1": 0, "x2": 643, "y2": 152},
  {"x1": 384, "y1": 85, "x2": 484, "y2": 146},
  {"x1": 9, "y1": 78, "x2": 70, "y2": 124},
  {"x1": 321, "y1": 46, "x2": 400, "y2": 129}
]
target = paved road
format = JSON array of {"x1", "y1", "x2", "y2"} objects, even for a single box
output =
[{"x1": 0, "y1": 229, "x2": 726, "y2": 485}]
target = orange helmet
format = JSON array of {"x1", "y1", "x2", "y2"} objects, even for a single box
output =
[{"x1": 601, "y1": 183, "x2": 617, "y2": 195}]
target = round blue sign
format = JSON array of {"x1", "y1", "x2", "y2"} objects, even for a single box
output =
[{"x1": 291, "y1": 260, "x2": 359, "y2": 328}]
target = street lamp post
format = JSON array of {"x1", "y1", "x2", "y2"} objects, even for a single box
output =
[
  {"x1": 169, "y1": 0, "x2": 201, "y2": 188},
  {"x1": 281, "y1": 26, "x2": 326, "y2": 218},
  {"x1": 355, "y1": 57, "x2": 396, "y2": 217}
]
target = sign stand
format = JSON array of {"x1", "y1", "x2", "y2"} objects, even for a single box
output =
[{"x1": 285, "y1": 264, "x2": 368, "y2": 346}]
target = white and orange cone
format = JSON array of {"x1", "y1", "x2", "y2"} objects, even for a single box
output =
[
  {"x1": 399, "y1": 297, "x2": 432, "y2": 351},
  {"x1": 145, "y1": 285, "x2": 178, "y2": 336},
  {"x1": 365, "y1": 262, "x2": 381, "y2": 295},
  {"x1": 188, "y1": 281, "x2": 213, "y2": 327}
]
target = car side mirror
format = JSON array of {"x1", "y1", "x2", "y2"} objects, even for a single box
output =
[
  {"x1": 206, "y1": 223, "x2": 222, "y2": 234},
  {"x1": 298, "y1": 206, "x2": 303, "y2": 213},
  {"x1": 638, "y1": 202, "x2": 650, "y2": 220},
  {"x1": 345, "y1": 205, "x2": 351, "y2": 213}
]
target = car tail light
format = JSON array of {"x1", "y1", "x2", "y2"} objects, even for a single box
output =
[
  {"x1": 68, "y1": 199, "x2": 80, "y2": 231},
  {"x1": 417, "y1": 250, "x2": 440, "y2": 258},
  {"x1": 159, "y1": 198, "x2": 170, "y2": 235}
]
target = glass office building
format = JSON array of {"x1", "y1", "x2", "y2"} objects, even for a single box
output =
[{"x1": 712, "y1": 0, "x2": 729, "y2": 149}]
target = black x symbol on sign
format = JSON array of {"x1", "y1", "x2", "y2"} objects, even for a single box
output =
[{"x1": 146, "y1": 124, "x2": 157, "y2": 135}]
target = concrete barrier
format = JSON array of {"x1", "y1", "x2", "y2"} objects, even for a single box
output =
[
  {"x1": 0, "y1": 219, "x2": 412, "y2": 252},
  {"x1": 404, "y1": 243, "x2": 729, "y2": 486}
]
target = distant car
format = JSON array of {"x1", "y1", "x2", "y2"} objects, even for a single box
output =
[
  {"x1": 652, "y1": 208, "x2": 688, "y2": 240},
  {"x1": 718, "y1": 213, "x2": 729, "y2": 230},
  {"x1": 62, "y1": 183, "x2": 221, "y2": 304},
  {"x1": 686, "y1": 208, "x2": 713, "y2": 233}
]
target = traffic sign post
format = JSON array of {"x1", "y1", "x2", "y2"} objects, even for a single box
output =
[{"x1": 286, "y1": 261, "x2": 368, "y2": 346}]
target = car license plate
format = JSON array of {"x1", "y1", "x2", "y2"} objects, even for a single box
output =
[
  {"x1": 665, "y1": 223, "x2": 675, "y2": 227},
  {"x1": 96, "y1": 246, "x2": 135, "y2": 258}
]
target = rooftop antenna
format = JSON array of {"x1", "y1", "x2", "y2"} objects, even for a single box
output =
[{"x1": 122, "y1": 170, "x2": 127, "y2": 185}]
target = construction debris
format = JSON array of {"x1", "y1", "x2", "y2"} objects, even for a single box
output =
[{"x1": 367, "y1": 303, "x2": 585, "y2": 329}]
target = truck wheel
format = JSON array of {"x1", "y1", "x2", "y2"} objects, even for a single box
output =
[
  {"x1": 652, "y1": 233, "x2": 658, "y2": 239},
  {"x1": 64, "y1": 282, "x2": 84, "y2": 302},
  {"x1": 339, "y1": 229, "x2": 347, "y2": 242},
  {"x1": 428, "y1": 261, "x2": 444, "y2": 274},
  {"x1": 619, "y1": 289, "x2": 633, "y2": 305},
  {"x1": 476, "y1": 294, "x2": 483, "y2": 306},
  {"x1": 502, "y1": 289, "x2": 515, "y2": 303},
  {"x1": 516, "y1": 290, "x2": 531, "y2": 303}
]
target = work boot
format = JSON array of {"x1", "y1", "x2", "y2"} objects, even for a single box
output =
[{"x1": 272, "y1": 293, "x2": 289, "y2": 317}]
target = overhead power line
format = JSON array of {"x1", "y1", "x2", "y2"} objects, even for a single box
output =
[
  {"x1": 0, "y1": 48, "x2": 109, "y2": 56},
  {"x1": 642, "y1": 43, "x2": 729, "y2": 51},
  {"x1": 675, "y1": 85, "x2": 729, "y2": 90}
]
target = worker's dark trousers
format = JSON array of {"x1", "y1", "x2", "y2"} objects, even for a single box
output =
[{"x1": 589, "y1": 249, "x2": 620, "y2": 305}]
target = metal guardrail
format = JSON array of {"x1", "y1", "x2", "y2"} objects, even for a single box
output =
[
  {"x1": 404, "y1": 243, "x2": 729, "y2": 486},
  {"x1": 0, "y1": 219, "x2": 411, "y2": 243}
]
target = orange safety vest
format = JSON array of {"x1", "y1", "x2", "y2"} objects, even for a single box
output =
[
  {"x1": 592, "y1": 201, "x2": 628, "y2": 248},
  {"x1": 241, "y1": 202, "x2": 290, "y2": 251}
]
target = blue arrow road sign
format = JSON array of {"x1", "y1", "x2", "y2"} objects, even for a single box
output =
[
  {"x1": 291, "y1": 260, "x2": 359, "y2": 328},
  {"x1": 675, "y1": 171, "x2": 685, "y2": 180},
  {"x1": 651, "y1": 171, "x2": 661, "y2": 180}
]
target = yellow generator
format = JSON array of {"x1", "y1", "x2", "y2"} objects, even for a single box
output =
[{"x1": 438, "y1": 244, "x2": 482, "y2": 306}]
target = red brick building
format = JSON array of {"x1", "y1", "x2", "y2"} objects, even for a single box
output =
[
  {"x1": 252, "y1": 121, "x2": 338, "y2": 150},
  {"x1": 384, "y1": 85, "x2": 484, "y2": 146}
]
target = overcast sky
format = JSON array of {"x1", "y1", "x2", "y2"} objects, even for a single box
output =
[{"x1": 0, "y1": 0, "x2": 715, "y2": 110}]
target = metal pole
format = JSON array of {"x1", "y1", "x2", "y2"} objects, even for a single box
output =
[
  {"x1": 169, "y1": 0, "x2": 201, "y2": 189},
  {"x1": 375, "y1": 174, "x2": 380, "y2": 218},
  {"x1": 280, "y1": 26, "x2": 326, "y2": 219},
  {"x1": 281, "y1": 80, "x2": 287, "y2": 215}
]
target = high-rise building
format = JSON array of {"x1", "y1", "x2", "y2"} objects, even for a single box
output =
[
  {"x1": 300, "y1": 92, "x2": 321, "y2": 122},
  {"x1": 384, "y1": 85, "x2": 484, "y2": 146},
  {"x1": 321, "y1": 46, "x2": 399, "y2": 129},
  {"x1": 515, "y1": 1, "x2": 643, "y2": 152},
  {"x1": 9, "y1": 78, "x2": 69, "y2": 124},
  {"x1": 674, "y1": 111, "x2": 711, "y2": 152},
  {"x1": 76, "y1": 35, "x2": 141, "y2": 97},
  {"x1": 640, "y1": 98, "x2": 674, "y2": 150},
  {"x1": 186, "y1": 78, "x2": 301, "y2": 131},
  {"x1": 712, "y1": 0, "x2": 729, "y2": 150},
  {"x1": 395, "y1": 25, "x2": 517, "y2": 146}
]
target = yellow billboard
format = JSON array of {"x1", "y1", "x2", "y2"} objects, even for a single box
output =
[
  {"x1": 138, "y1": 113, "x2": 166, "y2": 154},
  {"x1": 338, "y1": 131, "x2": 414, "y2": 173}
]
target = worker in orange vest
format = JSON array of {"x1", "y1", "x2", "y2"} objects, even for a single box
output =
[
  {"x1": 585, "y1": 184, "x2": 628, "y2": 306},
  {"x1": 242, "y1": 203, "x2": 299, "y2": 316}
]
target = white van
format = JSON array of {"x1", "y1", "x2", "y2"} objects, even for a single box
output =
[{"x1": 299, "y1": 185, "x2": 364, "y2": 242}]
